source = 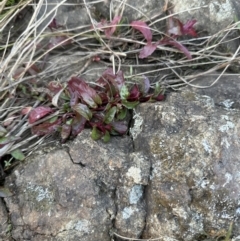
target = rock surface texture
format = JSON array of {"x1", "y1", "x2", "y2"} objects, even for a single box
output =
[
  {"x1": 2, "y1": 80, "x2": 240, "y2": 240},
  {"x1": 2, "y1": 0, "x2": 240, "y2": 240}
]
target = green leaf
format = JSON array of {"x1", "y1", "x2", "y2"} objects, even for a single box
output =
[
  {"x1": 91, "y1": 126, "x2": 102, "y2": 140},
  {"x1": 0, "y1": 187, "x2": 13, "y2": 198},
  {"x1": 11, "y1": 149, "x2": 25, "y2": 161},
  {"x1": 154, "y1": 82, "x2": 161, "y2": 95},
  {"x1": 0, "y1": 135, "x2": 20, "y2": 145},
  {"x1": 103, "y1": 131, "x2": 110, "y2": 142},
  {"x1": 117, "y1": 108, "x2": 127, "y2": 120},
  {"x1": 120, "y1": 84, "x2": 129, "y2": 100},
  {"x1": 122, "y1": 100, "x2": 139, "y2": 109},
  {"x1": 49, "y1": 116, "x2": 58, "y2": 123},
  {"x1": 93, "y1": 94, "x2": 102, "y2": 106},
  {"x1": 104, "y1": 106, "x2": 117, "y2": 124},
  {"x1": 72, "y1": 103, "x2": 92, "y2": 121}
]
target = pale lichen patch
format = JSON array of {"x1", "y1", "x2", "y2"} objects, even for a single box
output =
[
  {"x1": 129, "y1": 185, "x2": 143, "y2": 204},
  {"x1": 122, "y1": 206, "x2": 135, "y2": 219},
  {"x1": 126, "y1": 167, "x2": 141, "y2": 183},
  {"x1": 66, "y1": 219, "x2": 90, "y2": 233},
  {"x1": 202, "y1": 139, "x2": 212, "y2": 154},
  {"x1": 130, "y1": 110, "x2": 143, "y2": 139}
]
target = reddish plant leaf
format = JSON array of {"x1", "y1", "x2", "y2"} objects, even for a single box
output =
[
  {"x1": 48, "y1": 18, "x2": 58, "y2": 30},
  {"x1": 128, "y1": 84, "x2": 140, "y2": 101},
  {"x1": 97, "y1": 16, "x2": 121, "y2": 38},
  {"x1": 131, "y1": 20, "x2": 152, "y2": 42},
  {"x1": 98, "y1": 68, "x2": 125, "y2": 93},
  {"x1": 167, "y1": 17, "x2": 197, "y2": 37},
  {"x1": 159, "y1": 38, "x2": 192, "y2": 59},
  {"x1": 69, "y1": 90, "x2": 79, "y2": 106},
  {"x1": 71, "y1": 113, "x2": 86, "y2": 137},
  {"x1": 182, "y1": 19, "x2": 197, "y2": 37},
  {"x1": 31, "y1": 118, "x2": 62, "y2": 136},
  {"x1": 28, "y1": 106, "x2": 53, "y2": 124},
  {"x1": 68, "y1": 77, "x2": 102, "y2": 108},
  {"x1": 154, "y1": 94, "x2": 165, "y2": 101},
  {"x1": 139, "y1": 42, "x2": 159, "y2": 59},
  {"x1": 48, "y1": 81, "x2": 63, "y2": 94},
  {"x1": 111, "y1": 121, "x2": 128, "y2": 135},
  {"x1": 72, "y1": 103, "x2": 92, "y2": 121},
  {"x1": 167, "y1": 17, "x2": 182, "y2": 36}
]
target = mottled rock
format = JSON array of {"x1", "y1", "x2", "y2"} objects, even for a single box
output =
[
  {"x1": 94, "y1": 0, "x2": 165, "y2": 23},
  {"x1": 0, "y1": 199, "x2": 10, "y2": 240},
  {"x1": 132, "y1": 90, "x2": 240, "y2": 240},
  {"x1": 171, "y1": 0, "x2": 240, "y2": 53},
  {"x1": 172, "y1": 0, "x2": 238, "y2": 35},
  {"x1": 4, "y1": 138, "x2": 118, "y2": 241}
]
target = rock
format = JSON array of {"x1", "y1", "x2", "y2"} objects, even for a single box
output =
[
  {"x1": 0, "y1": 199, "x2": 10, "y2": 240},
  {"x1": 171, "y1": 0, "x2": 240, "y2": 54},
  {"x1": 171, "y1": 0, "x2": 238, "y2": 35},
  {"x1": 132, "y1": 90, "x2": 240, "y2": 240},
  {"x1": 3, "y1": 131, "x2": 133, "y2": 240},
  {"x1": 94, "y1": 0, "x2": 165, "y2": 23},
  {"x1": 188, "y1": 73, "x2": 240, "y2": 110},
  {"x1": 3, "y1": 83, "x2": 240, "y2": 240},
  {"x1": 37, "y1": 0, "x2": 92, "y2": 33}
]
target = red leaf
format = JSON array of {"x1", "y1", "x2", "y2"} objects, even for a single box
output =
[
  {"x1": 28, "y1": 106, "x2": 53, "y2": 124},
  {"x1": 111, "y1": 121, "x2": 128, "y2": 134},
  {"x1": 182, "y1": 19, "x2": 197, "y2": 37},
  {"x1": 71, "y1": 114, "x2": 87, "y2": 137},
  {"x1": 159, "y1": 38, "x2": 192, "y2": 59},
  {"x1": 154, "y1": 94, "x2": 165, "y2": 101},
  {"x1": 48, "y1": 18, "x2": 58, "y2": 30},
  {"x1": 128, "y1": 84, "x2": 140, "y2": 101},
  {"x1": 97, "y1": 16, "x2": 121, "y2": 38},
  {"x1": 139, "y1": 42, "x2": 159, "y2": 59},
  {"x1": 131, "y1": 21, "x2": 152, "y2": 42},
  {"x1": 97, "y1": 68, "x2": 125, "y2": 92},
  {"x1": 167, "y1": 17, "x2": 197, "y2": 37},
  {"x1": 167, "y1": 17, "x2": 182, "y2": 36},
  {"x1": 31, "y1": 119, "x2": 62, "y2": 136},
  {"x1": 68, "y1": 77, "x2": 102, "y2": 108}
]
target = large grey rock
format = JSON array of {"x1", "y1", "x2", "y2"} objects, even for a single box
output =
[
  {"x1": 171, "y1": 0, "x2": 240, "y2": 54},
  {"x1": 132, "y1": 90, "x2": 240, "y2": 240},
  {"x1": 172, "y1": 0, "x2": 239, "y2": 35},
  {"x1": 3, "y1": 84, "x2": 240, "y2": 240}
]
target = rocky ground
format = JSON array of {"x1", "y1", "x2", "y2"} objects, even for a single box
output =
[{"x1": 1, "y1": 0, "x2": 240, "y2": 240}]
